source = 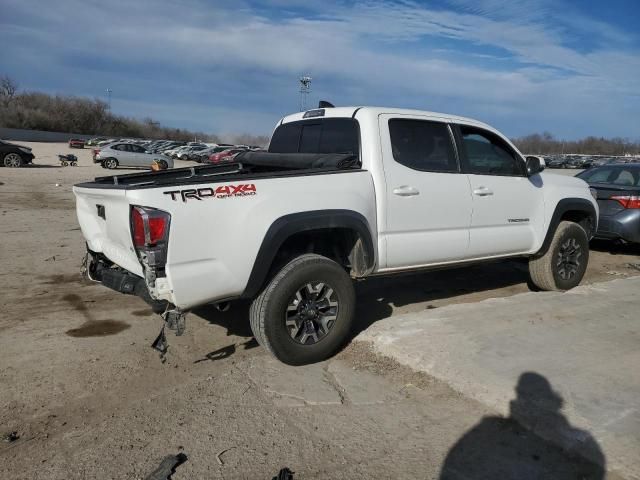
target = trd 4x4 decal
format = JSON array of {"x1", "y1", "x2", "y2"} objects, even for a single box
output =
[{"x1": 164, "y1": 184, "x2": 257, "y2": 202}]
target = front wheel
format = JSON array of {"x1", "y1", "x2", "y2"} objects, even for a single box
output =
[
  {"x1": 156, "y1": 160, "x2": 168, "y2": 170},
  {"x1": 249, "y1": 254, "x2": 355, "y2": 365},
  {"x1": 529, "y1": 221, "x2": 589, "y2": 291},
  {"x1": 4, "y1": 153, "x2": 24, "y2": 167}
]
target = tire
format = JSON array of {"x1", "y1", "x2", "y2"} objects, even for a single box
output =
[
  {"x1": 4, "y1": 153, "x2": 24, "y2": 167},
  {"x1": 157, "y1": 160, "x2": 168, "y2": 170},
  {"x1": 529, "y1": 221, "x2": 589, "y2": 291},
  {"x1": 103, "y1": 158, "x2": 118, "y2": 169},
  {"x1": 71, "y1": 161, "x2": 77, "y2": 166},
  {"x1": 249, "y1": 254, "x2": 355, "y2": 365},
  {"x1": 61, "y1": 161, "x2": 68, "y2": 167}
]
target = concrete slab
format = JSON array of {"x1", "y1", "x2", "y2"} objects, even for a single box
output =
[{"x1": 358, "y1": 276, "x2": 640, "y2": 480}]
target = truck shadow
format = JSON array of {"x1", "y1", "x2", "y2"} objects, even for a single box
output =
[
  {"x1": 193, "y1": 301, "x2": 254, "y2": 339},
  {"x1": 590, "y1": 238, "x2": 640, "y2": 256},
  {"x1": 350, "y1": 259, "x2": 530, "y2": 340},
  {"x1": 191, "y1": 302, "x2": 259, "y2": 362},
  {"x1": 193, "y1": 260, "x2": 531, "y2": 351}
]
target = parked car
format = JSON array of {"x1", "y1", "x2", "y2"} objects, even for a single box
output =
[
  {"x1": 85, "y1": 137, "x2": 108, "y2": 147},
  {"x1": 74, "y1": 105, "x2": 597, "y2": 365},
  {"x1": 192, "y1": 145, "x2": 232, "y2": 163},
  {"x1": 178, "y1": 145, "x2": 208, "y2": 160},
  {"x1": 546, "y1": 157, "x2": 568, "y2": 169},
  {"x1": 565, "y1": 157, "x2": 587, "y2": 169},
  {"x1": 589, "y1": 158, "x2": 615, "y2": 168},
  {"x1": 576, "y1": 165, "x2": 640, "y2": 244},
  {"x1": 208, "y1": 148, "x2": 247, "y2": 163},
  {"x1": 94, "y1": 142, "x2": 173, "y2": 170},
  {"x1": 68, "y1": 138, "x2": 86, "y2": 149},
  {"x1": 0, "y1": 140, "x2": 35, "y2": 167}
]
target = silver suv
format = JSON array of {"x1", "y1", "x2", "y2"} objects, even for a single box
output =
[{"x1": 95, "y1": 143, "x2": 174, "y2": 170}]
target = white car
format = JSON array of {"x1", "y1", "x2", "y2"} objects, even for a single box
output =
[
  {"x1": 75, "y1": 105, "x2": 597, "y2": 365},
  {"x1": 176, "y1": 145, "x2": 208, "y2": 160},
  {"x1": 94, "y1": 142, "x2": 173, "y2": 170}
]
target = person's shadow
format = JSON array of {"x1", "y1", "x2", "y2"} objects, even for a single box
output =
[{"x1": 440, "y1": 372, "x2": 605, "y2": 479}]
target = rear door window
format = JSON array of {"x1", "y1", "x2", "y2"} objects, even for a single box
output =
[{"x1": 389, "y1": 119, "x2": 458, "y2": 172}]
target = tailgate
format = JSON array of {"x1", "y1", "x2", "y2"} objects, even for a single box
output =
[{"x1": 73, "y1": 186, "x2": 143, "y2": 276}]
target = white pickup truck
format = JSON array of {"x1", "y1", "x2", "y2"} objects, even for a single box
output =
[{"x1": 74, "y1": 106, "x2": 598, "y2": 365}]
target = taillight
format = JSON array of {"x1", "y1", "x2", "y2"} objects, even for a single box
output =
[
  {"x1": 131, "y1": 206, "x2": 170, "y2": 247},
  {"x1": 611, "y1": 195, "x2": 640, "y2": 209}
]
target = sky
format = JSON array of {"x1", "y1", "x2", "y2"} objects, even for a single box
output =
[{"x1": 1, "y1": 0, "x2": 639, "y2": 139}]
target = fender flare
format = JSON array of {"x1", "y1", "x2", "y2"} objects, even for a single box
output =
[
  {"x1": 537, "y1": 198, "x2": 597, "y2": 256},
  {"x1": 241, "y1": 209, "x2": 375, "y2": 298}
]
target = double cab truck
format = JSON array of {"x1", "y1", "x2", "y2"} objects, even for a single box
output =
[{"x1": 73, "y1": 106, "x2": 598, "y2": 365}]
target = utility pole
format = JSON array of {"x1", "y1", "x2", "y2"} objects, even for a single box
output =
[
  {"x1": 106, "y1": 88, "x2": 112, "y2": 110},
  {"x1": 299, "y1": 75, "x2": 312, "y2": 111}
]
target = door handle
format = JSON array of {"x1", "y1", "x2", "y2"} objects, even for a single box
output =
[
  {"x1": 393, "y1": 186, "x2": 420, "y2": 196},
  {"x1": 473, "y1": 187, "x2": 493, "y2": 196}
]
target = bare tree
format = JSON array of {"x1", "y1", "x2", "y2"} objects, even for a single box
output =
[{"x1": 0, "y1": 75, "x2": 18, "y2": 105}]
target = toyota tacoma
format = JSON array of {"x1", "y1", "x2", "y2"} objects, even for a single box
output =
[{"x1": 73, "y1": 106, "x2": 598, "y2": 364}]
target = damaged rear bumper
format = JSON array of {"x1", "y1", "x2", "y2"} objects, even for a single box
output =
[{"x1": 84, "y1": 249, "x2": 168, "y2": 314}]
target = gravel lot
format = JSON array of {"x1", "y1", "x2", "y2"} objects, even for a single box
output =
[{"x1": 1, "y1": 142, "x2": 638, "y2": 479}]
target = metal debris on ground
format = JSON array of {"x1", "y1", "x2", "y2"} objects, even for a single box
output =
[
  {"x1": 272, "y1": 467, "x2": 295, "y2": 480},
  {"x1": 144, "y1": 453, "x2": 188, "y2": 480},
  {"x1": 162, "y1": 309, "x2": 186, "y2": 336},
  {"x1": 628, "y1": 263, "x2": 640, "y2": 271},
  {"x1": 151, "y1": 326, "x2": 168, "y2": 362},
  {"x1": 3, "y1": 431, "x2": 19, "y2": 443}
]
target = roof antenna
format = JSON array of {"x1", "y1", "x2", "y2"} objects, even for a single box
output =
[{"x1": 318, "y1": 100, "x2": 334, "y2": 108}]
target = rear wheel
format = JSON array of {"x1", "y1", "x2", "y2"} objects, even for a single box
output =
[
  {"x1": 156, "y1": 160, "x2": 168, "y2": 170},
  {"x1": 103, "y1": 158, "x2": 118, "y2": 169},
  {"x1": 249, "y1": 254, "x2": 355, "y2": 365},
  {"x1": 4, "y1": 153, "x2": 23, "y2": 167},
  {"x1": 529, "y1": 221, "x2": 589, "y2": 291}
]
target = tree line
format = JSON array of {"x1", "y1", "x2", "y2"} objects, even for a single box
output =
[
  {"x1": 0, "y1": 75, "x2": 269, "y2": 146},
  {"x1": 511, "y1": 132, "x2": 639, "y2": 156},
  {"x1": 1, "y1": 74, "x2": 637, "y2": 154}
]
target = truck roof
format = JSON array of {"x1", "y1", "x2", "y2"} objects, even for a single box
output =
[{"x1": 279, "y1": 106, "x2": 496, "y2": 132}]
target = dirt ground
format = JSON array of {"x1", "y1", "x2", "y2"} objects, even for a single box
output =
[{"x1": 1, "y1": 142, "x2": 638, "y2": 479}]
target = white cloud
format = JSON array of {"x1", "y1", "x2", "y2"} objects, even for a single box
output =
[{"x1": 1, "y1": 0, "x2": 637, "y2": 138}]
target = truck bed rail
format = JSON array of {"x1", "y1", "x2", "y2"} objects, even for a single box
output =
[{"x1": 75, "y1": 153, "x2": 362, "y2": 190}]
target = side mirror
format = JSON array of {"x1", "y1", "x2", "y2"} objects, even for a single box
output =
[{"x1": 525, "y1": 156, "x2": 545, "y2": 176}]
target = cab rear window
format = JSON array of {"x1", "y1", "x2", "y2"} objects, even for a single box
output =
[{"x1": 269, "y1": 118, "x2": 360, "y2": 156}]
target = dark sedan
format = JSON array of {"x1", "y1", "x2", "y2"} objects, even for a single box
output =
[
  {"x1": 0, "y1": 140, "x2": 35, "y2": 167},
  {"x1": 577, "y1": 165, "x2": 640, "y2": 243}
]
